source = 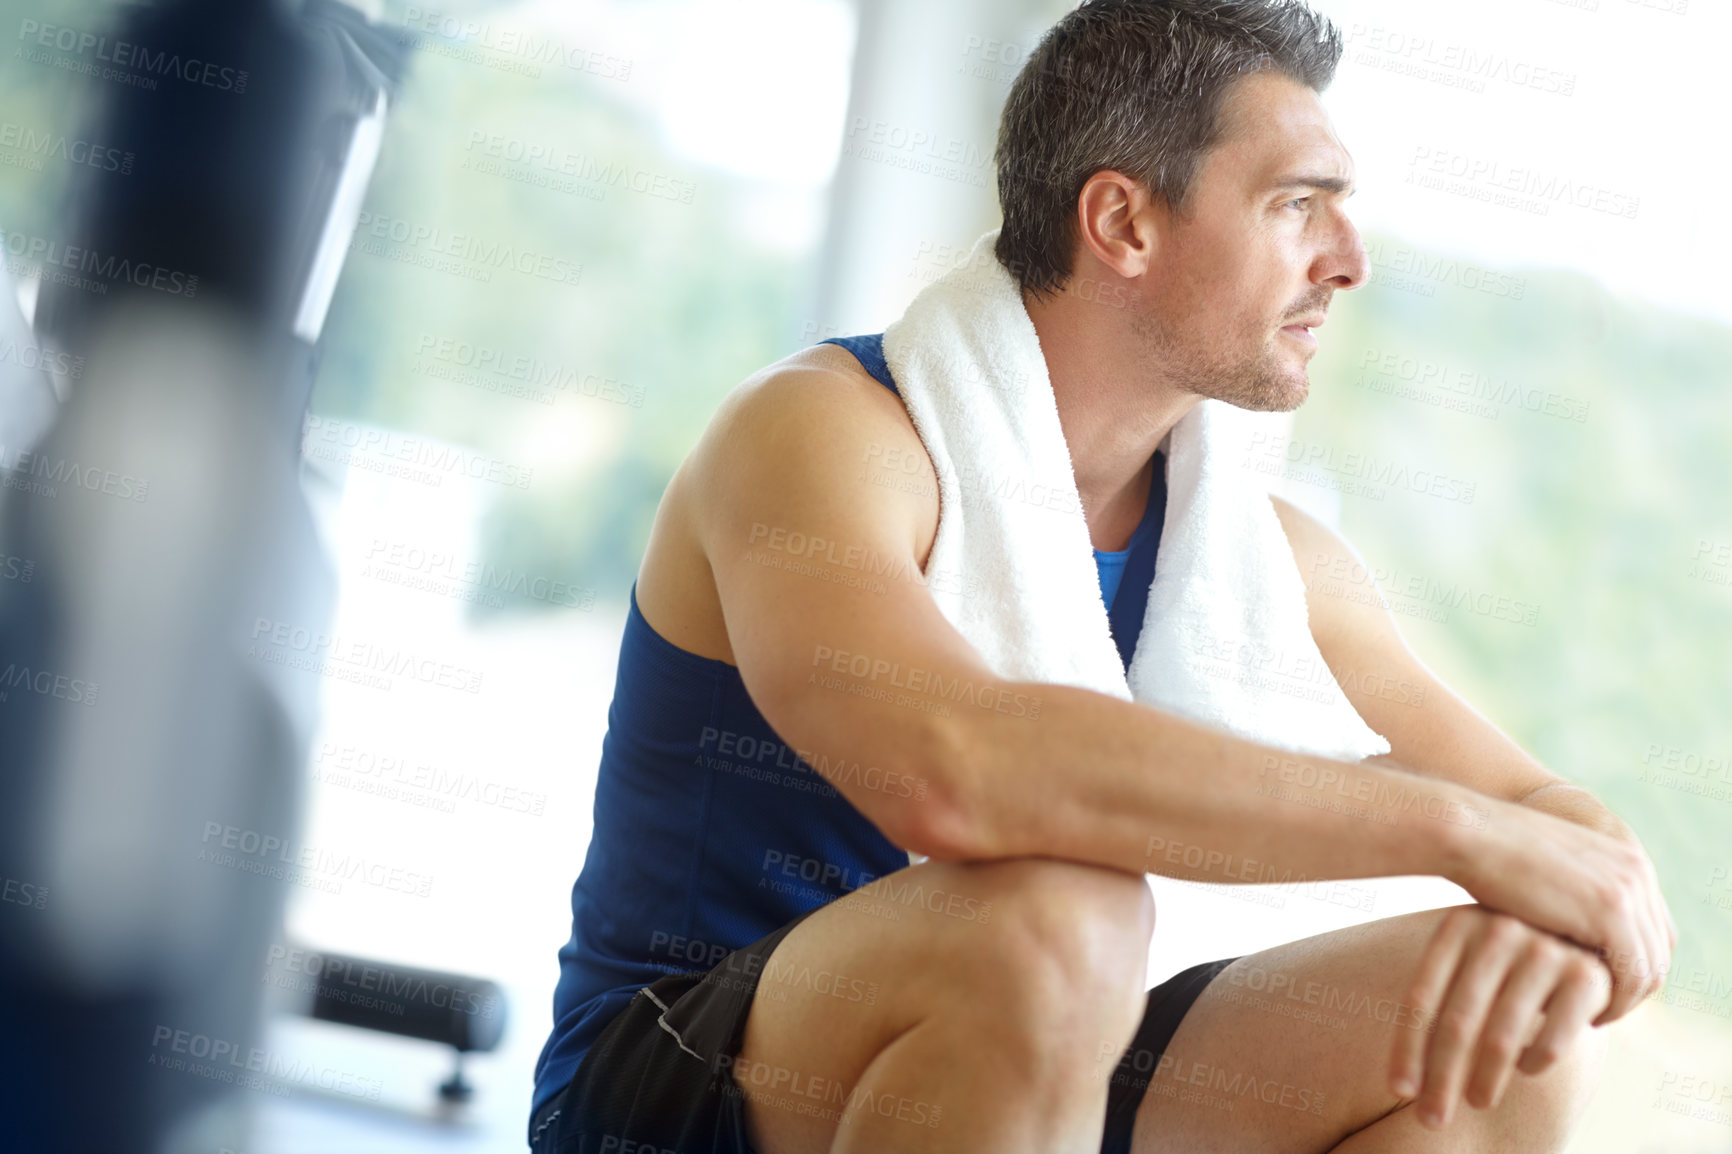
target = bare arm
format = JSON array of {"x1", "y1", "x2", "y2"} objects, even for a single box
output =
[
  {"x1": 1271, "y1": 494, "x2": 1674, "y2": 1020},
  {"x1": 691, "y1": 362, "x2": 1666, "y2": 1017},
  {"x1": 1513, "y1": 781, "x2": 1633, "y2": 841},
  {"x1": 692, "y1": 361, "x2": 1488, "y2": 881},
  {"x1": 1273, "y1": 494, "x2": 1646, "y2": 840}
]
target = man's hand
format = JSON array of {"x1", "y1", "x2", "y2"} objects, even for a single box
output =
[
  {"x1": 1278, "y1": 496, "x2": 1676, "y2": 1021},
  {"x1": 1454, "y1": 799, "x2": 1674, "y2": 1025},
  {"x1": 1390, "y1": 906, "x2": 1611, "y2": 1130}
]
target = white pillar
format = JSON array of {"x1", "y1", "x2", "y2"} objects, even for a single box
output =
[{"x1": 810, "y1": 0, "x2": 1067, "y2": 342}]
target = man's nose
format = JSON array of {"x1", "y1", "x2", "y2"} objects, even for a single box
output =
[{"x1": 1322, "y1": 218, "x2": 1371, "y2": 290}]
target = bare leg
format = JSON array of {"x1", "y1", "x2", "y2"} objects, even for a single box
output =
[
  {"x1": 736, "y1": 856, "x2": 1157, "y2": 1154},
  {"x1": 1129, "y1": 908, "x2": 1607, "y2": 1154}
]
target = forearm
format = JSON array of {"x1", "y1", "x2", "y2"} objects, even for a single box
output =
[
  {"x1": 1516, "y1": 781, "x2": 1636, "y2": 844},
  {"x1": 937, "y1": 680, "x2": 1492, "y2": 889}
]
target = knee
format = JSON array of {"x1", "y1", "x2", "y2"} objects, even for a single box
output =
[
  {"x1": 1490, "y1": 1020, "x2": 1607, "y2": 1150},
  {"x1": 938, "y1": 858, "x2": 1155, "y2": 1058},
  {"x1": 1532, "y1": 1022, "x2": 1607, "y2": 1129},
  {"x1": 976, "y1": 857, "x2": 1154, "y2": 977}
]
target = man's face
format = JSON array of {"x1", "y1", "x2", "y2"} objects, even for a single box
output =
[{"x1": 1132, "y1": 70, "x2": 1368, "y2": 412}]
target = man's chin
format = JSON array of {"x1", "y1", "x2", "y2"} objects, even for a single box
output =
[
  {"x1": 1213, "y1": 372, "x2": 1308, "y2": 413},
  {"x1": 1268, "y1": 376, "x2": 1309, "y2": 412}
]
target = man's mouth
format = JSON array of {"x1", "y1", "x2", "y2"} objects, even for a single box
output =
[{"x1": 1279, "y1": 315, "x2": 1325, "y2": 347}]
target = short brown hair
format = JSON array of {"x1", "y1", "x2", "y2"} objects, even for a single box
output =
[{"x1": 995, "y1": 0, "x2": 1343, "y2": 297}]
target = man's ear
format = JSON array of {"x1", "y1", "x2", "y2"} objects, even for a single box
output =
[{"x1": 1074, "y1": 170, "x2": 1158, "y2": 280}]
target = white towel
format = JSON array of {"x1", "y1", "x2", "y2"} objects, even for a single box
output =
[{"x1": 880, "y1": 229, "x2": 1389, "y2": 765}]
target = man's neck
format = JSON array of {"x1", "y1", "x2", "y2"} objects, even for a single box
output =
[{"x1": 1024, "y1": 286, "x2": 1201, "y2": 552}]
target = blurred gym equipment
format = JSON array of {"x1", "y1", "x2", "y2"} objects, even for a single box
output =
[{"x1": 0, "y1": 4, "x2": 505, "y2": 1152}]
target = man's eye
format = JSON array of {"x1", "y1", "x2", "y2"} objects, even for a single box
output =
[{"x1": 1283, "y1": 197, "x2": 1308, "y2": 211}]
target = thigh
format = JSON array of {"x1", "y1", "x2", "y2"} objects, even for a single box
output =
[
  {"x1": 1130, "y1": 906, "x2": 1460, "y2": 1154},
  {"x1": 736, "y1": 855, "x2": 1150, "y2": 1154}
]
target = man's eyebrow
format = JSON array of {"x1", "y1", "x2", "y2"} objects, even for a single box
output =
[{"x1": 1270, "y1": 174, "x2": 1356, "y2": 197}]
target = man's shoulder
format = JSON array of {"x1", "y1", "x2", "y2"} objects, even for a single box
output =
[
  {"x1": 721, "y1": 342, "x2": 910, "y2": 428},
  {"x1": 638, "y1": 345, "x2": 935, "y2": 665},
  {"x1": 1268, "y1": 493, "x2": 1351, "y2": 579},
  {"x1": 677, "y1": 343, "x2": 940, "y2": 579},
  {"x1": 692, "y1": 343, "x2": 930, "y2": 484}
]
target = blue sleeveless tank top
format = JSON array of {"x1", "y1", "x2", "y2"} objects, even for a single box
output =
[{"x1": 530, "y1": 335, "x2": 1167, "y2": 1124}]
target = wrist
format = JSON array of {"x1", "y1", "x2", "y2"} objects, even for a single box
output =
[{"x1": 1422, "y1": 790, "x2": 1499, "y2": 890}]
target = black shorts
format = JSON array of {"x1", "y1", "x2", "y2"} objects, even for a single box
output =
[{"x1": 530, "y1": 906, "x2": 1237, "y2": 1154}]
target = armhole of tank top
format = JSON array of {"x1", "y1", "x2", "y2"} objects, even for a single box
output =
[
  {"x1": 819, "y1": 335, "x2": 899, "y2": 398},
  {"x1": 627, "y1": 581, "x2": 737, "y2": 673}
]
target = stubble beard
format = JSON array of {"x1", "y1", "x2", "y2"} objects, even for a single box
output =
[{"x1": 1132, "y1": 307, "x2": 1309, "y2": 414}]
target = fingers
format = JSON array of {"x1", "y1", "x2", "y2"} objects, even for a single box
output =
[
  {"x1": 1607, "y1": 929, "x2": 1649, "y2": 1023},
  {"x1": 1519, "y1": 951, "x2": 1608, "y2": 1077},
  {"x1": 1412, "y1": 914, "x2": 1528, "y2": 1129},
  {"x1": 1618, "y1": 918, "x2": 1663, "y2": 1020},
  {"x1": 1647, "y1": 866, "x2": 1677, "y2": 982},
  {"x1": 1465, "y1": 938, "x2": 1562, "y2": 1111},
  {"x1": 1386, "y1": 915, "x2": 1459, "y2": 1100},
  {"x1": 1638, "y1": 891, "x2": 1670, "y2": 1001},
  {"x1": 1396, "y1": 899, "x2": 1642, "y2": 1135},
  {"x1": 1594, "y1": 865, "x2": 1671, "y2": 1026},
  {"x1": 1638, "y1": 860, "x2": 1672, "y2": 990},
  {"x1": 1595, "y1": 898, "x2": 1657, "y2": 1024},
  {"x1": 1389, "y1": 908, "x2": 1472, "y2": 1103}
]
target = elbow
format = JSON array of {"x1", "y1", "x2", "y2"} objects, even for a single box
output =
[{"x1": 883, "y1": 712, "x2": 994, "y2": 863}]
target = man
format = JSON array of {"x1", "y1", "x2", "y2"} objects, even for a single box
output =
[{"x1": 531, "y1": 2, "x2": 1674, "y2": 1151}]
